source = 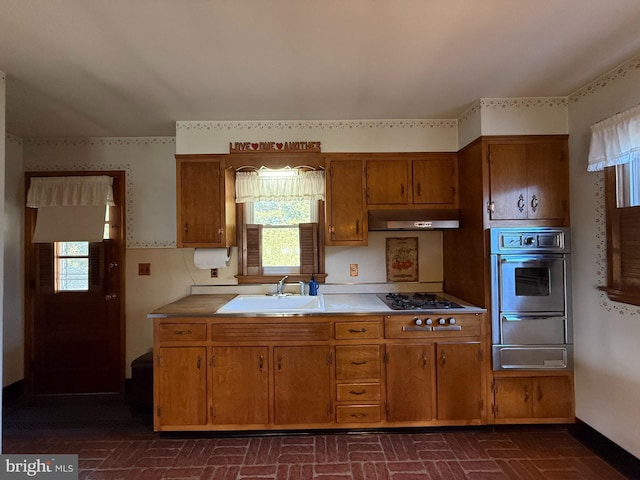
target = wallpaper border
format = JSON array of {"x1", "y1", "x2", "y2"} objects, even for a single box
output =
[{"x1": 176, "y1": 119, "x2": 458, "y2": 132}]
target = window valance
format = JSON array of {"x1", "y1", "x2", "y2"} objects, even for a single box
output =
[
  {"x1": 26, "y1": 175, "x2": 115, "y2": 208},
  {"x1": 588, "y1": 104, "x2": 640, "y2": 172},
  {"x1": 235, "y1": 170, "x2": 325, "y2": 203}
]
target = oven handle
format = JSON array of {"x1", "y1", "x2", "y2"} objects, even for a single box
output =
[
  {"x1": 502, "y1": 314, "x2": 566, "y2": 321},
  {"x1": 500, "y1": 256, "x2": 562, "y2": 264}
]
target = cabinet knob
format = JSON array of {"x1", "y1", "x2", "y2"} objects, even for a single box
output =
[
  {"x1": 517, "y1": 194, "x2": 525, "y2": 212},
  {"x1": 531, "y1": 195, "x2": 539, "y2": 212}
]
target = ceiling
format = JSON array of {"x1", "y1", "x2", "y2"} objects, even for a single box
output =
[{"x1": 2, "y1": 1, "x2": 640, "y2": 138}]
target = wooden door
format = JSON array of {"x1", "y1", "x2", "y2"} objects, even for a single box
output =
[
  {"x1": 436, "y1": 342, "x2": 482, "y2": 420},
  {"x1": 526, "y1": 142, "x2": 569, "y2": 221},
  {"x1": 366, "y1": 159, "x2": 409, "y2": 204},
  {"x1": 326, "y1": 159, "x2": 367, "y2": 245},
  {"x1": 176, "y1": 158, "x2": 223, "y2": 247},
  {"x1": 488, "y1": 143, "x2": 528, "y2": 220},
  {"x1": 26, "y1": 171, "x2": 125, "y2": 394},
  {"x1": 211, "y1": 346, "x2": 269, "y2": 425},
  {"x1": 412, "y1": 155, "x2": 458, "y2": 207},
  {"x1": 385, "y1": 343, "x2": 435, "y2": 422},
  {"x1": 494, "y1": 377, "x2": 532, "y2": 419},
  {"x1": 273, "y1": 345, "x2": 331, "y2": 425},
  {"x1": 156, "y1": 346, "x2": 207, "y2": 426},
  {"x1": 532, "y1": 376, "x2": 573, "y2": 419}
]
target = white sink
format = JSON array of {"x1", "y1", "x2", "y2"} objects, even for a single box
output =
[{"x1": 216, "y1": 294, "x2": 325, "y2": 313}]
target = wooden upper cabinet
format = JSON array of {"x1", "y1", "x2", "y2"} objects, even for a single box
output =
[
  {"x1": 366, "y1": 154, "x2": 459, "y2": 208},
  {"x1": 366, "y1": 158, "x2": 410, "y2": 204},
  {"x1": 487, "y1": 137, "x2": 569, "y2": 223},
  {"x1": 325, "y1": 157, "x2": 367, "y2": 246},
  {"x1": 412, "y1": 154, "x2": 458, "y2": 207},
  {"x1": 176, "y1": 155, "x2": 236, "y2": 248}
]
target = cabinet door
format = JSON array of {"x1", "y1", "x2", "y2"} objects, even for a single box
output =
[
  {"x1": 211, "y1": 346, "x2": 269, "y2": 425},
  {"x1": 412, "y1": 155, "x2": 458, "y2": 207},
  {"x1": 366, "y1": 159, "x2": 409, "y2": 204},
  {"x1": 326, "y1": 159, "x2": 367, "y2": 245},
  {"x1": 155, "y1": 347, "x2": 207, "y2": 427},
  {"x1": 526, "y1": 142, "x2": 569, "y2": 221},
  {"x1": 532, "y1": 376, "x2": 573, "y2": 419},
  {"x1": 488, "y1": 144, "x2": 528, "y2": 220},
  {"x1": 494, "y1": 377, "x2": 532, "y2": 419},
  {"x1": 436, "y1": 342, "x2": 482, "y2": 421},
  {"x1": 177, "y1": 159, "x2": 223, "y2": 247},
  {"x1": 274, "y1": 345, "x2": 332, "y2": 425},
  {"x1": 385, "y1": 344, "x2": 435, "y2": 422}
]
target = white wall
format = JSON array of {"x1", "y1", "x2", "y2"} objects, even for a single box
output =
[
  {"x1": 567, "y1": 57, "x2": 640, "y2": 458},
  {"x1": 3, "y1": 134, "x2": 23, "y2": 387}
]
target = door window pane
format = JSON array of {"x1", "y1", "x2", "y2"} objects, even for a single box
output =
[{"x1": 55, "y1": 242, "x2": 89, "y2": 292}]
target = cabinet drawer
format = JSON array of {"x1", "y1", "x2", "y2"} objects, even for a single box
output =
[
  {"x1": 336, "y1": 383, "x2": 381, "y2": 402},
  {"x1": 336, "y1": 405, "x2": 381, "y2": 423},
  {"x1": 335, "y1": 346, "x2": 381, "y2": 379},
  {"x1": 158, "y1": 323, "x2": 207, "y2": 342},
  {"x1": 211, "y1": 323, "x2": 330, "y2": 342},
  {"x1": 335, "y1": 321, "x2": 381, "y2": 340}
]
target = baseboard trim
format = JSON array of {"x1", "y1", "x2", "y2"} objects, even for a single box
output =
[
  {"x1": 569, "y1": 418, "x2": 640, "y2": 479},
  {"x1": 2, "y1": 380, "x2": 25, "y2": 404}
]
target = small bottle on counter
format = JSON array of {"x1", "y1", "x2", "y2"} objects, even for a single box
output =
[
  {"x1": 308, "y1": 275, "x2": 318, "y2": 296},
  {"x1": 299, "y1": 281, "x2": 306, "y2": 295}
]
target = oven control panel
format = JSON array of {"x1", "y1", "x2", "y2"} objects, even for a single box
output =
[
  {"x1": 384, "y1": 313, "x2": 482, "y2": 339},
  {"x1": 490, "y1": 227, "x2": 570, "y2": 254}
]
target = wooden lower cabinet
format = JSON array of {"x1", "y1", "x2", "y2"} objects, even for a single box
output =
[
  {"x1": 385, "y1": 343, "x2": 435, "y2": 422},
  {"x1": 493, "y1": 375, "x2": 574, "y2": 423},
  {"x1": 436, "y1": 342, "x2": 483, "y2": 421},
  {"x1": 211, "y1": 346, "x2": 269, "y2": 425},
  {"x1": 274, "y1": 345, "x2": 332, "y2": 425},
  {"x1": 155, "y1": 346, "x2": 208, "y2": 428}
]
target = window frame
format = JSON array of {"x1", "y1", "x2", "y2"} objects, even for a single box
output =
[
  {"x1": 601, "y1": 166, "x2": 640, "y2": 306},
  {"x1": 229, "y1": 153, "x2": 327, "y2": 285}
]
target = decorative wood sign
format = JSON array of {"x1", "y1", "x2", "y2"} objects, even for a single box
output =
[
  {"x1": 229, "y1": 141, "x2": 321, "y2": 153},
  {"x1": 386, "y1": 237, "x2": 419, "y2": 282}
]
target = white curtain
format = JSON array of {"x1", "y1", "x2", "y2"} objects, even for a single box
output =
[
  {"x1": 27, "y1": 176, "x2": 114, "y2": 243},
  {"x1": 27, "y1": 175, "x2": 115, "y2": 207},
  {"x1": 587, "y1": 103, "x2": 640, "y2": 172},
  {"x1": 235, "y1": 170, "x2": 325, "y2": 203}
]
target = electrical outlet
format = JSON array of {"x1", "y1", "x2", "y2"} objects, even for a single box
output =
[
  {"x1": 138, "y1": 263, "x2": 151, "y2": 276},
  {"x1": 349, "y1": 263, "x2": 359, "y2": 277},
  {"x1": 210, "y1": 268, "x2": 218, "y2": 278}
]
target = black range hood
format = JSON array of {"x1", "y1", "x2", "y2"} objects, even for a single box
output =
[{"x1": 367, "y1": 209, "x2": 460, "y2": 231}]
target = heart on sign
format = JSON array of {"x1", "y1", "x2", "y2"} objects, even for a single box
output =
[
  {"x1": 276, "y1": 143, "x2": 283, "y2": 149},
  {"x1": 251, "y1": 143, "x2": 259, "y2": 150}
]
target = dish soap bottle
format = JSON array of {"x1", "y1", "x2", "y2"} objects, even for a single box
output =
[{"x1": 308, "y1": 275, "x2": 319, "y2": 296}]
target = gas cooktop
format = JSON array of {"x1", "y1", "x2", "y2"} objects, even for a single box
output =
[{"x1": 377, "y1": 292, "x2": 463, "y2": 311}]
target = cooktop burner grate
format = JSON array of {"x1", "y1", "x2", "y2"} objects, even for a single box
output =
[{"x1": 378, "y1": 292, "x2": 463, "y2": 310}]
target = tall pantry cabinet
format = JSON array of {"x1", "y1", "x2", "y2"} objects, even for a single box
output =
[{"x1": 443, "y1": 134, "x2": 573, "y2": 425}]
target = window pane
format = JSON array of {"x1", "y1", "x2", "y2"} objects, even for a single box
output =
[
  {"x1": 59, "y1": 242, "x2": 89, "y2": 256},
  {"x1": 57, "y1": 258, "x2": 89, "y2": 291},
  {"x1": 262, "y1": 227, "x2": 300, "y2": 266},
  {"x1": 254, "y1": 201, "x2": 311, "y2": 225},
  {"x1": 616, "y1": 157, "x2": 640, "y2": 207}
]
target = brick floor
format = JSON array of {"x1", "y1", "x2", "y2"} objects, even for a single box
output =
[{"x1": 1, "y1": 397, "x2": 630, "y2": 479}]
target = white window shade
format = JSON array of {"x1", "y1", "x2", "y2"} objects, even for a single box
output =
[
  {"x1": 235, "y1": 170, "x2": 325, "y2": 203},
  {"x1": 27, "y1": 176, "x2": 115, "y2": 207},
  {"x1": 588, "y1": 104, "x2": 640, "y2": 172},
  {"x1": 27, "y1": 176, "x2": 114, "y2": 243}
]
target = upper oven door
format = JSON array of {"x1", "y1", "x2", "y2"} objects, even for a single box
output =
[{"x1": 498, "y1": 255, "x2": 566, "y2": 313}]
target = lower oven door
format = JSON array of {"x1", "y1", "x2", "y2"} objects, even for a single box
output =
[
  {"x1": 500, "y1": 314, "x2": 566, "y2": 345},
  {"x1": 498, "y1": 255, "x2": 566, "y2": 312}
]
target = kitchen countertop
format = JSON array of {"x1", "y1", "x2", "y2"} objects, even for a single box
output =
[{"x1": 148, "y1": 292, "x2": 485, "y2": 318}]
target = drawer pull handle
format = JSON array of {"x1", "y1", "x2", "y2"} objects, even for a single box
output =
[
  {"x1": 259, "y1": 355, "x2": 264, "y2": 372},
  {"x1": 348, "y1": 328, "x2": 367, "y2": 333},
  {"x1": 174, "y1": 329, "x2": 192, "y2": 335},
  {"x1": 351, "y1": 360, "x2": 368, "y2": 365},
  {"x1": 349, "y1": 389, "x2": 366, "y2": 396},
  {"x1": 351, "y1": 413, "x2": 368, "y2": 418}
]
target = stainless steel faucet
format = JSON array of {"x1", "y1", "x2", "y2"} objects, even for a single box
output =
[{"x1": 276, "y1": 275, "x2": 289, "y2": 295}]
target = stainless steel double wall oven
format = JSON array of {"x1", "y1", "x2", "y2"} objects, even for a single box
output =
[{"x1": 490, "y1": 227, "x2": 572, "y2": 370}]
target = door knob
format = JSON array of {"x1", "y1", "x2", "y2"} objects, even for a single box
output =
[{"x1": 105, "y1": 293, "x2": 118, "y2": 301}]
